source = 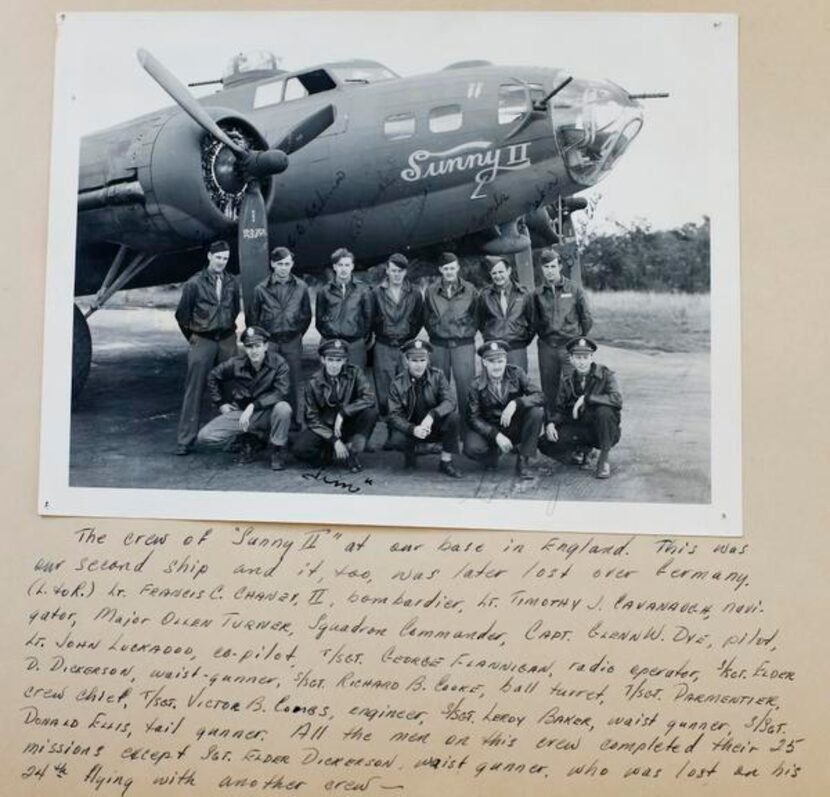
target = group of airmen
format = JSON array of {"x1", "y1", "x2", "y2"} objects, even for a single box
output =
[{"x1": 173, "y1": 239, "x2": 623, "y2": 480}]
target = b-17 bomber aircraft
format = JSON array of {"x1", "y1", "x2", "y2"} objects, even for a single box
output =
[{"x1": 73, "y1": 49, "x2": 656, "y2": 396}]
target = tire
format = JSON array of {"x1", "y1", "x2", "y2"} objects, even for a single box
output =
[{"x1": 72, "y1": 304, "x2": 92, "y2": 400}]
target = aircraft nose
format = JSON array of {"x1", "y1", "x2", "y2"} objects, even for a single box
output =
[{"x1": 551, "y1": 79, "x2": 644, "y2": 187}]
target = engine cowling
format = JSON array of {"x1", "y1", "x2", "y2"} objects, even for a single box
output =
[{"x1": 77, "y1": 108, "x2": 275, "y2": 251}]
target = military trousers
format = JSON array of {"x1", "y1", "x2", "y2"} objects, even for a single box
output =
[
  {"x1": 196, "y1": 401, "x2": 292, "y2": 449},
  {"x1": 463, "y1": 405, "x2": 544, "y2": 461},
  {"x1": 268, "y1": 336, "x2": 304, "y2": 424},
  {"x1": 537, "y1": 338, "x2": 572, "y2": 411},
  {"x1": 373, "y1": 342, "x2": 406, "y2": 416},
  {"x1": 538, "y1": 405, "x2": 621, "y2": 460},
  {"x1": 505, "y1": 344, "x2": 529, "y2": 372},
  {"x1": 177, "y1": 333, "x2": 238, "y2": 448},
  {"x1": 292, "y1": 407, "x2": 379, "y2": 465},
  {"x1": 430, "y1": 341, "x2": 476, "y2": 431}
]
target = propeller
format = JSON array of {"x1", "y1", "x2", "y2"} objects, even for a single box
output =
[{"x1": 137, "y1": 48, "x2": 335, "y2": 320}]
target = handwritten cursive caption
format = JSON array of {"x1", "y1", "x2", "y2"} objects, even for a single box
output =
[{"x1": 17, "y1": 527, "x2": 804, "y2": 795}]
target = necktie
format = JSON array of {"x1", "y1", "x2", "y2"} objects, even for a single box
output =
[
  {"x1": 499, "y1": 290, "x2": 508, "y2": 315},
  {"x1": 215, "y1": 275, "x2": 222, "y2": 301}
]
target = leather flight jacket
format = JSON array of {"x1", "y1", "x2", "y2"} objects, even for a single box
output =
[
  {"x1": 207, "y1": 352, "x2": 290, "y2": 411},
  {"x1": 550, "y1": 363, "x2": 623, "y2": 425},
  {"x1": 466, "y1": 364, "x2": 545, "y2": 440},
  {"x1": 315, "y1": 280, "x2": 374, "y2": 342},
  {"x1": 372, "y1": 280, "x2": 424, "y2": 345},
  {"x1": 424, "y1": 278, "x2": 479, "y2": 343},
  {"x1": 175, "y1": 268, "x2": 240, "y2": 339},
  {"x1": 304, "y1": 364, "x2": 376, "y2": 440},
  {"x1": 531, "y1": 276, "x2": 593, "y2": 344},
  {"x1": 478, "y1": 282, "x2": 534, "y2": 347},
  {"x1": 249, "y1": 275, "x2": 312, "y2": 342},
  {"x1": 387, "y1": 367, "x2": 457, "y2": 436}
]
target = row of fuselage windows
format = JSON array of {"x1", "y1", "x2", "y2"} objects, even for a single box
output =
[
  {"x1": 253, "y1": 78, "x2": 543, "y2": 140},
  {"x1": 385, "y1": 84, "x2": 543, "y2": 140},
  {"x1": 386, "y1": 84, "x2": 544, "y2": 140}
]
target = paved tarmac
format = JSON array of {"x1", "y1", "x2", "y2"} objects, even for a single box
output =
[{"x1": 70, "y1": 307, "x2": 710, "y2": 505}]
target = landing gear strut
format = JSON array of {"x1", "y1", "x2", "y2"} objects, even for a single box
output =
[{"x1": 72, "y1": 245, "x2": 156, "y2": 400}]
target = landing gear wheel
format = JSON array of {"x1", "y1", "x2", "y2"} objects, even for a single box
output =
[{"x1": 72, "y1": 304, "x2": 92, "y2": 401}]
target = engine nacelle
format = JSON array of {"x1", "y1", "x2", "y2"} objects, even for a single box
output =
[{"x1": 77, "y1": 108, "x2": 274, "y2": 252}]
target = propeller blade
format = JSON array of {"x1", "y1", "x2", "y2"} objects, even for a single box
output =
[
  {"x1": 237, "y1": 182, "x2": 271, "y2": 323},
  {"x1": 137, "y1": 48, "x2": 245, "y2": 155},
  {"x1": 273, "y1": 104, "x2": 335, "y2": 155}
]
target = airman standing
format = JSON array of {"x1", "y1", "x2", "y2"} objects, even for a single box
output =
[
  {"x1": 423, "y1": 252, "x2": 479, "y2": 429},
  {"x1": 249, "y1": 246, "x2": 312, "y2": 428},
  {"x1": 174, "y1": 239, "x2": 240, "y2": 455},
  {"x1": 530, "y1": 246, "x2": 592, "y2": 410},
  {"x1": 315, "y1": 248, "x2": 374, "y2": 368}
]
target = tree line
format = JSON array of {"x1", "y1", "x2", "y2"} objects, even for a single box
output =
[{"x1": 577, "y1": 217, "x2": 710, "y2": 293}]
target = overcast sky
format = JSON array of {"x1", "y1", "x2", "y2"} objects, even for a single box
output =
[{"x1": 56, "y1": 11, "x2": 735, "y2": 233}]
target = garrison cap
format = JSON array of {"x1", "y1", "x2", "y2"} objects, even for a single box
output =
[
  {"x1": 484, "y1": 255, "x2": 509, "y2": 271},
  {"x1": 318, "y1": 338, "x2": 349, "y2": 358},
  {"x1": 270, "y1": 246, "x2": 292, "y2": 261},
  {"x1": 539, "y1": 247, "x2": 562, "y2": 264},
  {"x1": 387, "y1": 252, "x2": 409, "y2": 269},
  {"x1": 402, "y1": 339, "x2": 432, "y2": 358},
  {"x1": 478, "y1": 339, "x2": 510, "y2": 360},
  {"x1": 208, "y1": 239, "x2": 231, "y2": 254},
  {"x1": 438, "y1": 252, "x2": 459, "y2": 266},
  {"x1": 566, "y1": 336, "x2": 598, "y2": 354},
  {"x1": 240, "y1": 326, "x2": 268, "y2": 346}
]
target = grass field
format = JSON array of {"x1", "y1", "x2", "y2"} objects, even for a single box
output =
[
  {"x1": 94, "y1": 285, "x2": 710, "y2": 355},
  {"x1": 587, "y1": 290, "x2": 710, "y2": 354}
]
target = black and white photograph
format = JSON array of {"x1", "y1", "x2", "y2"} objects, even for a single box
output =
[{"x1": 39, "y1": 11, "x2": 740, "y2": 534}]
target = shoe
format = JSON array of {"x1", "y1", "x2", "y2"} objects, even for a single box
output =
[
  {"x1": 595, "y1": 452, "x2": 611, "y2": 479},
  {"x1": 237, "y1": 435, "x2": 257, "y2": 465},
  {"x1": 403, "y1": 450, "x2": 418, "y2": 470},
  {"x1": 515, "y1": 455, "x2": 534, "y2": 480},
  {"x1": 569, "y1": 450, "x2": 586, "y2": 466},
  {"x1": 348, "y1": 454, "x2": 363, "y2": 473},
  {"x1": 439, "y1": 460, "x2": 463, "y2": 479},
  {"x1": 175, "y1": 444, "x2": 191, "y2": 456},
  {"x1": 580, "y1": 450, "x2": 596, "y2": 471},
  {"x1": 270, "y1": 447, "x2": 286, "y2": 471}
]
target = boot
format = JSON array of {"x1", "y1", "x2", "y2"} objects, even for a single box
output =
[
  {"x1": 403, "y1": 448, "x2": 418, "y2": 470},
  {"x1": 439, "y1": 459, "x2": 462, "y2": 479},
  {"x1": 347, "y1": 453, "x2": 363, "y2": 474},
  {"x1": 270, "y1": 446, "x2": 287, "y2": 471},
  {"x1": 595, "y1": 450, "x2": 611, "y2": 479},
  {"x1": 237, "y1": 434, "x2": 258, "y2": 465},
  {"x1": 515, "y1": 454, "x2": 534, "y2": 480}
]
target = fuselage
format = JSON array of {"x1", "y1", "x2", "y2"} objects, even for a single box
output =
[{"x1": 75, "y1": 58, "x2": 643, "y2": 294}]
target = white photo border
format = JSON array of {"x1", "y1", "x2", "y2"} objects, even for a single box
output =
[{"x1": 38, "y1": 11, "x2": 741, "y2": 536}]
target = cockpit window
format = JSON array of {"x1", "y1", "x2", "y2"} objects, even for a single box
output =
[
  {"x1": 284, "y1": 77, "x2": 309, "y2": 102},
  {"x1": 253, "y1": 80, "x2": 285, "y2": 109},
  {"x1": 499, "y1": 83, "x2": 545, "y2": 124},
  {"x1": 429, "y1": 105, "x2": 463, "y2": 133}
]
